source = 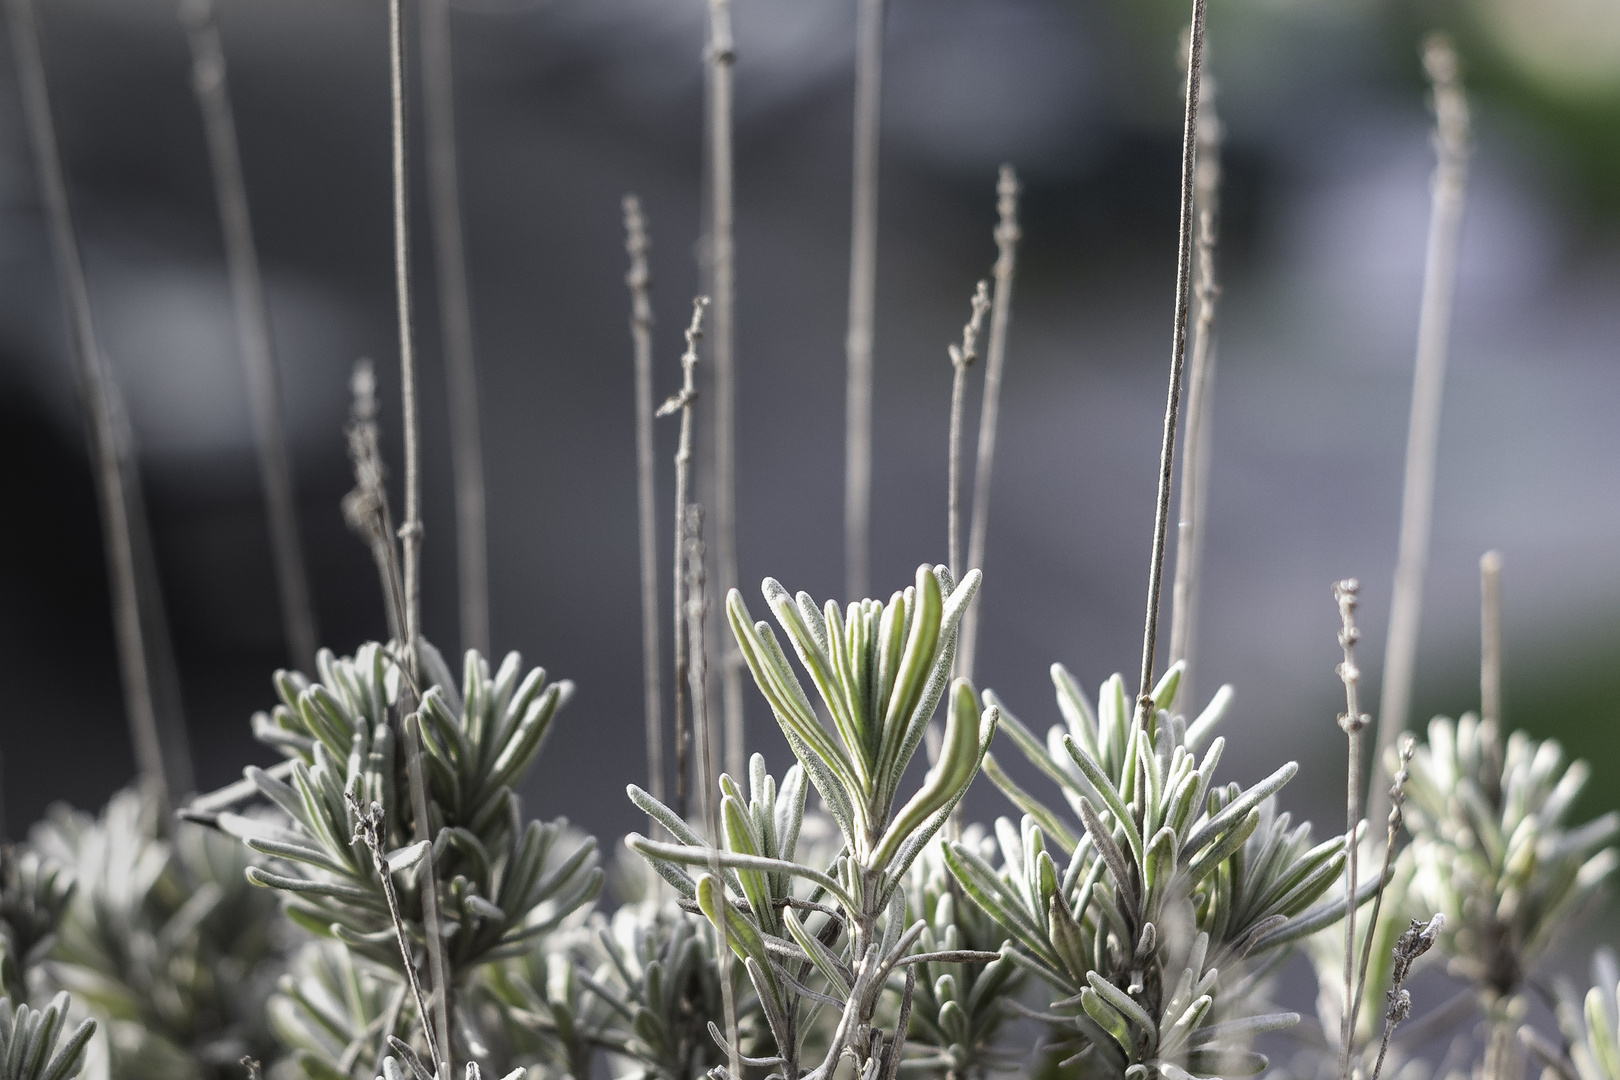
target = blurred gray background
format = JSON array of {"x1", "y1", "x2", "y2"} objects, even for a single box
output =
[{"x1": 0, "y1": 0, "x2": 1616, "y2": 870}]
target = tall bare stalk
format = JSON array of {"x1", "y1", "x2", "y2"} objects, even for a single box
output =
[
  {"x1": 624, "y1": 196, "x2": 665, "y2": 811},
  {"x1": 387, "y1": 2, "x2": 449, "y2": 1069},
  {"x1": 956, "y1": 165, "x2": 1021, "y2": 684},
  {"x1": 702, "y1": 0, "x2": 745, "y2": 781},
  {"x1": 180, "y1": 0, "x2": 318, "y2": 674},
  {"x1": 7, "y1": 0, "x2": 194, "y2": 814},
  {"x1": 419, "y1": 0, "x2": 488, "y2": 658},
  {"x1": 1133, "y1": 0, "x2": 1208, "y2": 726},
  {"x1": 681, "y1": 505, "x2": 741, "y2": 1078},
  {"x1": 387, "y1": 0, "x2": 423, "y2": 680},
  {"x1": 844, "y1": 0, "x2": 885, "y2": 603},
  {"x1": 1479, "y1": 550, "x2": 1502, "y2": 734},
  {"x1": 1333, "y1": 579, "x2": 1370, "y2": 1080},
  {"x1": 658, "y1": 299, "x2": 708, "y2": 822},
  {"x1": 947, "y1": 281, "x2": 991, "y2": 582},
  {"x1": 1369, "y1": 36, "x2": 1470, "y2": 828},
  {"x1": 1166, "y1": 76, "x2": 1223, "y2": 706},
  {"x1": 1479, "y1": 550, "x2": 1503, "y2": 796}
]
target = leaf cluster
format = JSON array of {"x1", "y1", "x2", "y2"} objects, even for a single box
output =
[
  {"x1": 950, "y1": 663, "x2": 1356, "y2": 1079},
  {"x1": 1401, "y1": 714, "x2": 1619, "y2": 998},
  {"x1": 30, "y1": 788, "x2": 281, "y2": 1080},
  {"x1": 628, "y1": 565, "x2": 998, "y2": 1080},
  {"x1": 230, "y1": 645, "x2": 602, "y2": 976},
  {"x1": 0, "y1": 993, "x2": 94, "y2": 1080}
]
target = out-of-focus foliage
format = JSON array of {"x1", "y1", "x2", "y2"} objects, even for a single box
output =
[{"x1": 30, "y1": 788, "x2": 280, "y2": 1080}]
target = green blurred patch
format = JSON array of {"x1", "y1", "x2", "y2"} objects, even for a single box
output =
[{"x1": 1412, "y1": 624, "x2": 1620, "y2": 825}]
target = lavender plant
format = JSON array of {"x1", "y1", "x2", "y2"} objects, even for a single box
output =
[
  {"x1": 1529, "y1": 950, "x2": 1620, "y2": 1080},
  {"x1": 952, "y1": 662, "x2": 1356, "y2": 1079},
  {"x1": 220, "y1": 644, "x2": 601, "y2": 1075},
  {"x1": 627, "y1": 565, "x2": 996, "y2": 1079},
  {"x1": 30, "y1": 788, "x2": 280, "y2": 1080},
  {"x1": 0, "y1": 993, "x2": 95, "y2": 1080}
]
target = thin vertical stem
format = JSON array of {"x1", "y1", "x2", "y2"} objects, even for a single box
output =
[
  {"x1": 703, "y1": 0, "x2": 744, "y2": 782},
  {"x1": 1334, "y1": 579, "x2": 1370, "y2": 1080},
  {"x1": 1479, "y1": 550, "x2": 1502, "y2": 734},
  {"x1": 1369, "y1": 36, "x2": 1470, "y2": 829},
  {"x1": 404, "y1": 713, "x2": 452, "y2": 1078},
  {"x1": 349, "y1": 794, "x2": 445, "y2": 1080},
  {"x1": 844, "y1": 0, "x2": 885, "y2": 604},
  {"x1": 7, "y1": 0, "x2": 193, "y2": 814},
  {"x1": 625, "y1": 196, "x2": 665, "y2": 813},
  {"x1": 180, "y1": 0, "x2": 319, "y2": 674},
  {"x1": 1350, "y1": 734, "x2": 1416, "y2": 1057},
  {"x1": 683, "y1": 506, "x2": 742, "y2": 1080},
  {"x1": 1134, "y1": 0, "x2": 1208, "y2": 727},
  {"x1": 658, "y1": 299, "x2": 708, "y2": 823},
  {"x1": 387, "y1": 2, "x2": 446, "y2": 1071},
  {"x1": 947, "y1": 282, "x2": 991, "y2": 584},
  {"x1": 1167, "y1": 74, "x2": 1223, "y2": 705},
  {"x1": 1479, "y1": 549, "x2": 1503, "y2": 801},
  {"x1": 419, "y1": 0, "x2": 488, "y2": 659},
  {"x1": 957, "y1": 166, "x2": 1021, "y2": 684},
  {"x1": 388, "y1": 0, "x2": 423, "y2": 684}
]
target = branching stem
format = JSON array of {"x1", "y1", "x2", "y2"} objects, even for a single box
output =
[{"x1": 659, "y1": 299, "x2": 709, "y2": 822}]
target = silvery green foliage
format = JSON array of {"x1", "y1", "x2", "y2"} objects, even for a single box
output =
[
  {"x1": 0, "y1": 993, "x2": 95, "y2": 1080},
  {"x1": 1534, "y1": 949, "x2": 1620, "y2": 1080},
  {"x1": 1401, "y1": 714, "x2": 1618, "y2": 998},
  {"x1": 229, "y1": 644, "x2": 602, "y2": 977},
  {"x1": 950, "y1": 663, "x2": 1355, "y2": 1080},
  {"x1": 487, "y1": 901, "x2": 736, "y2": 1080},
  {"x1": 266, "y1": 941, "x2": 410, "y2": 1080},
  {"x1": 30, "y1": 788, "x2": 281, "y2": 1080},
  {"x1": 1302, "y1": 845, "x2": 1420, "y2": 1060},
  {"x1": 628, "y1": 755, "x2": 819, "y2": 1077},
  {"x1": 899, "y1": 830, "x2": 1020, "y2": 1076},
  {"x1": 0, "y1": 847, "x2": 75, "y2": 1002},
  {"x1": 373, "y1": 1056, "x2": 522, "y2": 1080},
  {"x1": 629, "y1": 565, "x2": 996, "y2": 1080}
]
